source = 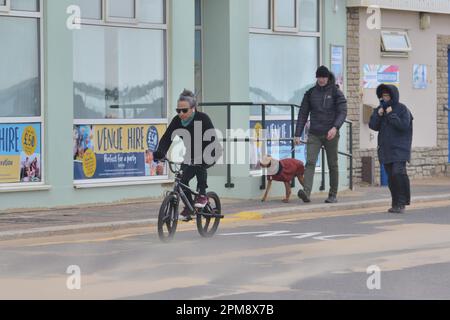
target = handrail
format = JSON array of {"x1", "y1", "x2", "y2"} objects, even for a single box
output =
[{"x1": 199, "y1": 102, "x2": 353, "y2": 191}]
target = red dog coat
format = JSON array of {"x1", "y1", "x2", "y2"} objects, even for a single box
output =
[{"x1": 267, "y1": 158, "x2": 305, "y2": 182}]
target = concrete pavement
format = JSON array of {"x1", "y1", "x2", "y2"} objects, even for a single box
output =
[{"x1": 1, "y1": 177, "x2": 450, "y2": 241}]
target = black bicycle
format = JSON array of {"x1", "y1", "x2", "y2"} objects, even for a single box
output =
[{"x1": 157, "y1": 159, "x2": 224, "y2": 242}]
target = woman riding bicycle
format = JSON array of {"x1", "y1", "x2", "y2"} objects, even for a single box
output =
[{"x1": 154, "y1": 89, "x2": 222, "y2": 221}]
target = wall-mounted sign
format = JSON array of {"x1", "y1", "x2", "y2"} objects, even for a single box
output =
[
  {"x1": 363, "y1": 65, "x2": 400, "y2": 88},
  {"x1": 413, "y1": 64, "x2": 427, "y2": 89},
  {"x1": 330, "y1": 45, "x2": 345, "y2": 90},
  {"x1": 73, "y1": 124, "x2": 167, "y2": 181}
]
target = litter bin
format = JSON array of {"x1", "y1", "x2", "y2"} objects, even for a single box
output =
[{"x1": 380, "y1": 164, "x2": 389, "y2": 187}]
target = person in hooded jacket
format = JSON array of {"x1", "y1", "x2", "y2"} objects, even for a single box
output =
[
  {"x1": 295, "y1": 65, "x2": 348, "y2": 204},
  {"x1": 369, "y1": 84, "x2": 413, "y2": 214}
]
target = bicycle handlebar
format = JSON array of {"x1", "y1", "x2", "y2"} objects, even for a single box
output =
[{"x1": 157, "y1": 158, "x2": 206, "y2": 174}]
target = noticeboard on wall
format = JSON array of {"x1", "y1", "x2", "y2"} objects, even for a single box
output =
[{"x1": 330, "y1": 45, "x2": 345, "y2": 90}]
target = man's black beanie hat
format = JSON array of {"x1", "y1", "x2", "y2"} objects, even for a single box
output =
[{"x1": 316, "y1": 65, "x2": 330, "y2": 78}]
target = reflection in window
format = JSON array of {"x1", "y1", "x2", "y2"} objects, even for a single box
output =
[
  {"x1": 11, "y1": 0, "x2": 39, "y2": 11},
  {"x1": 275, "y1": 0, "x2": 296, "y2": 28},
  {"x1": 72, "y1": 0, "x2": 102, "y2": 20},
  {"x1": 381, "y1": 31, "x2": 412, "y2": 52},
  {"x1": 108, "y1": 0, "x2": 135, "y2": 19},
  {"x1": 299, "y1": 0, "x2": 318, "y2": 32},
  {"x1": 73, "y1": 25, "x2": 166, "y2": 119},
  {"x1": 140, "y1": 0, "x2": 165, "y2": 24},
  {"x1": 0, "y1": 17, "x2": 40, "y2": 117},
  {"x1": 249, "y1": 34, "x2": 318, "y2": 115}
]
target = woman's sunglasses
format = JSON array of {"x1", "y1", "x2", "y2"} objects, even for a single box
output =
[{"x1": 176, "y1": 108, "x2": 190, "y2": 114}]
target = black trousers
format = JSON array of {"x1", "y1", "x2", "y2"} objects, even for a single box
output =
[
  {"x1": 384, "y1": 162, "x2": 411, "y2": 207},
  {"x1": 180, "y1": 164, "x2": 208, "y2": 204}
]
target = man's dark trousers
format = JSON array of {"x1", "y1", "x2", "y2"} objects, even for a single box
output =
[
  {"x1": 180, "y1": 164, "x2": 208, "y2": 204},
  {"x1": 303, "y1": 132, "x2": 340, "y2": 197}
]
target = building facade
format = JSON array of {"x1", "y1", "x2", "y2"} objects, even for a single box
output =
[
  {"x1": 346, "y1": 0, "x2": 450, "y2": 185},
  {"x1": 0, "y1": 0, "x2": 349, "y2": 211}
]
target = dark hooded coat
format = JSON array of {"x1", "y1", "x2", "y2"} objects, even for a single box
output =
[{"x1": 369, "y1": 84, "x2": 413, "y2": 164}]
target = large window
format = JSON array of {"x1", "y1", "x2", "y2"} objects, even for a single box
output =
[
  {"x1": 249, "y1": 0, "x2": 320, "y2": 114},
  {"x1": 0, "y1": 0, "x2": 43, "y2": 186},
  {"x1": 73, "y1": 26, "x2": 166, "y2": 120},
  {"x1": 72, "y1": 0, "x2": 169, "y2": 184},
  {"x1": 250, "y1": 34, "x2": 319, "y2": 113},
  {"x1": 249, "y1": 0, "x2": 321, "y2": 172}
]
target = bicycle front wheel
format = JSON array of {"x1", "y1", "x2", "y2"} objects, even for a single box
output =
[
  {"x1": 196, "y1": 192, "x2": 222, "y2": 238},
  {"x1": 158, "y1": 195, "x2": 178, "y2": 242}
]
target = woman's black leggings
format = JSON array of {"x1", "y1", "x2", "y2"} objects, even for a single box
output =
[
  {"x1": 180, "y1": 164, "x2": 208, "y2": 203},
  {"x1": 384, "y1": 162, "x2": 411, "y2": 207}
]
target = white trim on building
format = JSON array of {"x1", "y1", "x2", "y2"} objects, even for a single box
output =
[{"x1": 346, "y1": 0, "x2": 450, "y2": 14}]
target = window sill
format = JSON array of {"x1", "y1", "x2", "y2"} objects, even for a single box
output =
[
  {"x1": 74, "y1": 179, "x2": 175, "y2": 189},
  {"x1": 0, "y1": 184, "x2": 52, "y2": 193}
]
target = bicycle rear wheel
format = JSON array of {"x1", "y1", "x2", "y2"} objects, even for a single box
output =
[
  {"x1": 158, "y1": 195, "x2": 178, "y2": 242},
  {"x1": 196, "y1": 192, "x2": 222, "y2": 238}
]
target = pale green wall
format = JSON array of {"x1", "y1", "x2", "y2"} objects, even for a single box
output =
[
  {"x1": 0, "y1": 0, "x2": 349, "y2": 210},
  {"x1": 323, "y1": 0, "x2": 347, "y2": 69}
]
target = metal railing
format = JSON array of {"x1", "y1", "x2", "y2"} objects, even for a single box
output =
[{"x1": 199, "y1": 102, "x2": 353, "y2": 191}]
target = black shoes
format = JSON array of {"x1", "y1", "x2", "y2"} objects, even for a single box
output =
[
  {"x1": 298, "y1": 190, "x2": 311, "y2": 203},
  {"x1": 297, "y1": 191, "x2": 338, "y2": 204},
  {"x1": 325, "y1": 195, "x2": 338, "y2": 204},
  {"x1": 388, "y1": 206, "x2": 405, "y2": 214}
]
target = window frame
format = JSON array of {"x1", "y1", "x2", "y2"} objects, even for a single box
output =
[
  {"x1": 249, "y1": 0, "x2": 271, "y2": 30},
  {"x1": 195, "y1": 0, "x2": 203, "y2": 103},
  {"x1": 0, "y1": 0, "x2": 45, "y2": 188},
  {"x1": 76, "y1": 0, "x2": 103, "y2": 23},
  {"x1": 73, "y1": 0, "x2": 170, "y2": 186},
  {"x1": 381, "y1": 30, "x2": 412, "y2": 53},
  {"x1": 78, "y1": 0, "x2": 166, "y2": 26},
  {"x1": 273, "y1": 0, "x2": 299, "y2": 33},
  {"x1": 105, "y1": 0, "x2": 138, "y2": 24},
  {"x1": 249, "y1": 0, "x2": 321, "y2": 38}
]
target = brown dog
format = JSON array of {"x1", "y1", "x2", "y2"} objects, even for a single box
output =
[{"x1": 260, "y1": 156, "x2": 305, "y2": 203}]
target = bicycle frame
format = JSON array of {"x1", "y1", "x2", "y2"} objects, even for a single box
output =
[{"x1": 164, "y1": 160, "x2": 219, "y2": 218}]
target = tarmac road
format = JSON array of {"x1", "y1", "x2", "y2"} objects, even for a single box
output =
[{"x1": 1, "y1": 201, "x2": 450, "y2": 300}]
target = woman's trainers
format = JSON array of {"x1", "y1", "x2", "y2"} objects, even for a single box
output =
[
  {"x1": 195, "y1": 195, "x2": 208, "y2": 208},
  {"x1": 179, "y1": 207, "x2": 192, "y2": 221}
]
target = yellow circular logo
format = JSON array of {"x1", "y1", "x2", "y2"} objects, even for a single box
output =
[
  {"x1": 22, "y1": 126, "x2": 37, "y2": 156},
  {"x1": 254, "y1": 122, "x2": 263, "y2": 148},
  {"x1": 82, "y1": 149, "x2": 97, "y2": 178}
]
